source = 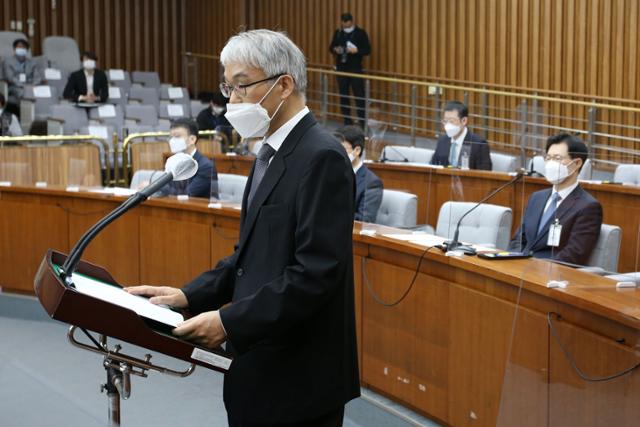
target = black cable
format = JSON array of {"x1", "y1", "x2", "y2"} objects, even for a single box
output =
[
  {"x1": 80, "y1": 327, "x2": 105, "y2": 351},
  {"x1": 547, "y1": 312, "x2": 640, "y2": 382},
  {"x1": 362, "y1": 245, "x2": 437, "y2": 307}
]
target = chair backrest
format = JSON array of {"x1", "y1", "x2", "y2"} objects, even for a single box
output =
[
  {"x1": 578, "y1": 158, "x2": 592, "y2": 180},
  {"x1": 108, "y1": 69, "x2": 132, "y2": 93},
  {"x1": 586, "y1": 224, "x2": 622, "y2": 273},
  {"x1": 491, "y1": 152, "x2": 519, "y2": 173},
  {"x1": 380, "y1": 145, "x2": 434, "y2": 163},
  {"x1": 47, "y1": 104, "x2": 89, "y2": 134},
  {"x1": 375, "y1": 189, "x2": 418, "y2": 228},
  {"x1": 614, "y1": 164, "x2": 640, "y2": 185},
  {"x1": 190, "y1": 100, "x2": 209, "y2": 118},
  {"x1": 43, "y1": 67, "x2": 68, "y2": 98},
  {"x1": 217, "y1": 173, "x2": 248, "y2": 203},
  {"x1": 21, "y1": 85, "x2": 58, "y2": 121},
  {"x1": 435, "y1": 201, "x2": 513, "y2": 249},
  {"x1": 129, "y1": 86, "x2": 160, "y2": 106},
  {"x1": 131, "y1": 71, "x2": 161, "y2": 88},
  {"x1": 42, "y1": 36, "x2": 81, "y2": 72},
  {"x1": 130, "y1": 169, "x2": 164, "y2": 190},
  {"x1": 0, "y1": 32, "x2": 28, "y2": 58},
  {"x1": 89, "y1": 104, "x2": 125, "y2": 128},
  {"x1": 125, "y1": 104, "x2": 159, "y2": 126},
  {"x1": 160, "y1": 86, "x2": 190, "y2": 103},
  {"x1": 158, "y1": 103, "x2": 188, "y2": 120},
  {"x1": 107, "y1": 86, "x2": 128, "y2": 106}
]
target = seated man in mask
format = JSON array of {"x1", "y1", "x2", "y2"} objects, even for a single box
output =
[
  {"x1": 509, "y1": 133, "x2": 602, "y2": 265},
  {"x1": 3, "y1": 38, "x2": 42, "y2": 108},
  {"x1": 157, "y1": 118, "x2": 218, "y2": 198}
]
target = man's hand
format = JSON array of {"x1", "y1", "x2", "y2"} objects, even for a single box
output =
[
  {"x1": 346, "y1": 46, "x2": 358, "y2": 54},
  {"x1": 125, "y1": 285, "x2": 189, "y2": 308},
  {"x1": 173, "y1": 311, "x2": 227, "y2": 349}
]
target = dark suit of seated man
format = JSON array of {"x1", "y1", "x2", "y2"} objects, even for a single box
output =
[
  {"x1": 509, "y1": 134, "x2": 602, "y2": 265},
  {"x1": 160, "y1": 118, "x2": 219, "y2": 198},
  {"x1": 63, "y1": 51, "x2": 109, "y2": 103},
  {"x1": 335, "y1": 125, "x2": 383, "y2": 222},
  {"x1": 430, "y1": 100, "x2": 492, "y2": 170}
]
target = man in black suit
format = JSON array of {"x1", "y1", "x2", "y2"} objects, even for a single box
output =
[
  {"x1": 329, "y1": 12, "x2": 371, "y2": 125},
  {"x1": 156, "y1": 118, "x2": 218, "y2": 199},
  {"x1": 509, "y1": 134, "x2": 602, "y2": 265},
  {"x1": 430, "y1": 100, "x2": 492, "y2": 170},
  {"x1": 128, "y1": 30, "x2": 359, "y2": 426},
  {"x1": 63, "y1": 51, "x2": 108, "y2": 103},
  {"x1": 335, "y1": 125, "x2": 383, "y2": 223}
]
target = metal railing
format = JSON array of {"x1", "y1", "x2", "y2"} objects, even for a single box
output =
[
  {"x1": 0, "y1": 134, "x2": 112, "y2": 185},
  {"x1": 120, "y1": 130, "x2": 229, "y2": 186},
  {"x1": 183, "y1": 51, "x2": 640, "y2": 170}
]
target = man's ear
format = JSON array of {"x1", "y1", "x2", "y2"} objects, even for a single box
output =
[
  {"x1": 461, "y1": 116, "x2": 468, "y2": 127},
  {"x1": 353, "y1": 146, "x2": 362, "y2": 157},
  {"x1": 279, "y1": 75, "x2": 296, "y2": 99},
  {"x1": 572, "y1": 157, "x2": 583, "y2": 174}
]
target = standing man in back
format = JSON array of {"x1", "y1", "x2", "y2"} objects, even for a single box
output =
[
  {"x1": 128, "y1": 29, "x2": 360, "y2": 426},
  {"x1": 329, "y1": 12, "x2": 371, "y2": 126}
]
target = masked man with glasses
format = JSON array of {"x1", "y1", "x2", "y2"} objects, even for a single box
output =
[
  {"x1": 127, "y1": 29, "x2": 359, "y2": 427},
  {"x1": 430, "y1": 100, "x2": 492, "y2": 170},
  {"x1": 509, "y1": 133, "x2": 603, "y2": 265}
]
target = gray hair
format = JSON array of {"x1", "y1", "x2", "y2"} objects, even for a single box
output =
[{"x1": 220, "y1": 29, "x2": 307, "y2": 96}]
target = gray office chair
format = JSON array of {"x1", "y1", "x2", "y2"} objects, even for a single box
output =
[
  {"x1": 614, "y1": 164, "x2": 640, "y2": 185},
  {"x1": 46, "y1": 104, "x2": 90, "y2": 135},
  {"x1": 190, "y1": 100, "x2": 209, "y2": 119},
  {"x1": 375, "y1": 190, "x2": 418, "y2": 228},
  {"x1": 131, "y1": 71, "x2": 161, "y2": 89},
  {"x1": 490, "y1": 152, "x2": 519, "y2": 173},
  {"x1": 42, "y1": 36, "x2": 81, "y2": 72},
  {"x1": 160, "y1": 86, "x2": 190, "y2": 105},
  {"x1": 217, "y1": 174, "x2": 248, "y2": 203},
  {"x1": 130, "y1": 169, "x2": 164, "y2": 190},
  {"x1": 106, "y1": 86, "x2": 128, "y2": 107},
  {"x1": 128, "y1": 86, "x2": 160, "y2": 107},
  {"x1": 435, "y1": 201, "x2": 513, "y2": 249},
  {"x1": 20, "y1": 85, "x2": 58, "y2": 131},
  {"x1": 125, "y1": 104, "x2": 159, "y2": 128},
  {"x1": 108, "y1": 69, "x2": 132, "y2": 94},
  {"x1": 580, "y1": 224, "x2": 622, "y2": 273},
  {"x1": 380, "y1": 145, "x2": 434, "y2": 163}
]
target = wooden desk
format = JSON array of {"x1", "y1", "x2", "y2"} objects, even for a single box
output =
[
  {"x1": 1, "y1": 186, "x2": 639, "y2": 426},
  {"x1": 209, "y1": 155, "x2": 640, "y2": 273}
]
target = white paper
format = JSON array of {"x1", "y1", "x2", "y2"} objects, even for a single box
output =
[
  {"x1": 88, "y1": 187, "x2": 137, "y2": 196},
  {"x1": 18, "y1": 73, "x2": 26, "y2": 83},
  {"x1": 346, "y1": 41, "x2": 357, "y2": 50},
  {"x1": 0, "y1": 181, "x2": 12, "y2": 186},
  {"x1": 33, "y1": 85, "x2": 52, "y2": 98},
  {"x1": 70, "y1": 272, "x2": 184, "y2": 327},
  {"x1": 167, "y1": 104, "x2": 184, "y2": 117},
  {"x1": 98, "y1": 104, "x2": 116, "y2": 118},
  {"x1": 45, "y1": 68, "x2": 62, "y2": 80},
  {"x1": 35, "y1": 181, "x2": 47, "y2": 188},
  {"x1": 108, "y1": 86, "x2": 121, "y2": 99},
  {"x1": 88, "y1": 125, "x2": 109, "y2": 140},
  {"x1": 109, "y1": 69, "x2": 125, "y2": 81},
  {"x1": 168, "y1": 87, "x2": 183, "y2": 99},
  {"x1": 191, "y1": 348, "x2": 232, "y2": 370},
  {"x1": 208, "y1": 202, "x2": 222, "y2": 209},
  {"x1": 66, "y1": 186, "x2": 80, "y2": 192},
  {"x1": 177, "y1": 194, "x2": 189, "y2": 201}
]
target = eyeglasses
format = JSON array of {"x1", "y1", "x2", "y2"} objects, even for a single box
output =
[
  {"x1": 544, "y1": 154, "x2": 572, "y2": 162},
  {"x1": 441, "y1": 118, "x2": 462, "y2": 125},
  {"x1": 219, "y1": 74, "x2": 284, "y2": 98}
]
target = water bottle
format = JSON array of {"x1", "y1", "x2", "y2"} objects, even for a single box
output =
[{"x1": 461, "y1": 150, "x2": 470, "y2": 170}]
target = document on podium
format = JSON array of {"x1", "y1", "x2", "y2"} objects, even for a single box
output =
[{"x1": 54, "y1": 265, "x2": 184, "y2": 328}]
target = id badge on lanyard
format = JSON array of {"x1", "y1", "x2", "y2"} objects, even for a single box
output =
[{"x1": 547, "y1": 218, "x2": 562, "y2": 247}]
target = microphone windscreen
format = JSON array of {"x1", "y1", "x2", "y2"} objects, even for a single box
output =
[{"x1": 165, "y1": 152, "x2": 198, "y2": 181}]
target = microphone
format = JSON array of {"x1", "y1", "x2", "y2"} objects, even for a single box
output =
[
  {"x1": 439, "y1": 171, "x2": 525, "y2": 255},
  {"x1": 60, "y1": 153, "x2": 198, "y2": 285},
  {"x1": 380, "y1": 145, "x2": 409, "y2": 163}
]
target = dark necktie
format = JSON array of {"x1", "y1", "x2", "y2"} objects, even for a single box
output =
[
  {"x1": 537, "y1": 192, "x2": 561, "y2": 235},
  {"x1": 247, "y1": 143, "x2": 276, "y2": 208}
]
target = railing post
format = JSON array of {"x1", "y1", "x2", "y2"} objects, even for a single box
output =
[
  {"x1": 364, "y1": 79, "x2": 371, "y2": 135},
  {"x1": 463, "y1": 91, "x2": 469, "y2": 107},
  {"x1": 391, "y1": 81, "x2": 399, "y2": 127},
  {"x1": 588, "y1": 104, "x2": 597, "y2": 175},
  {"x1": 182, "y1": 52, "x2": 189, "y2": 89},
  {"x1": 193, "y1": 57, "x2": 199, "y2": 97},
  {"x1": 519, "y1": 99, "x2": 528, "y2": 168},
  {"x1": 481, "y1": 87, "x2": 489, "y2": 139},
  {"x1": 410, "y1": 85, "x2": 417, "y2": 146},
  {"x1": 434, "y1": 87, "x2": 441, "y2": 137},
  {"x1": 321, "y1": 74, "x2": 328, "y2": 127}
]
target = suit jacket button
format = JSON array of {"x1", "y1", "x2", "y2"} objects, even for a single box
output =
[{"x1": 236, "y1": 268, "x2": 244, "y2": 277}]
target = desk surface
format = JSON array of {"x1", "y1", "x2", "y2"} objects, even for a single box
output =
[{"x1": 1, "y1": 185, "x2": 639, "y2": 426}]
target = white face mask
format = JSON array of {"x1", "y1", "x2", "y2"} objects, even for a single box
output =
[
  {"x1": 444, "y1": 123, "x2": 462, "y2": 138},
  {"x1": 212, "y1": 105, "x2": 225, "y2": 115},
  {"x1": 224, "y1": 77, "x2": 285, "y2": 139},
  {"x1": 83, "y1": 59, "x2": 96, "y2": 70},
  {"x1": 544, "y1": 159, "x2": 573, "y2": 185},
  {"x1": 343, "y1": 25, "x2": 355, "y2": 33},
  {"x1": 169, "y1": 137, "x2": 188, "y2": 153},
  {"x1": 15, "y1": 47, "x2": 27, "y2": 57}
]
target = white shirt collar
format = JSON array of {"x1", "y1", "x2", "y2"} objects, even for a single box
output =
[
  {"x1": 352, "y1": 158, "x2": 364, "y2": 174},
  {"x1": 263, "y1": 106, "x2": 310, "y2": 153},
  {"x1": 553, "y1": 180, "x2": 579, "y2": 203},
  {"x1": 451, "y1": 126, "x2": 468, "y2": 146}
]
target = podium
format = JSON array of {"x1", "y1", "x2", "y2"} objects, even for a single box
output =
[{"x1": 34, "y1": 249, "x2": 231, "y2": 425}]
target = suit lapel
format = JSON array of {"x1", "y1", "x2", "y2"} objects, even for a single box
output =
[
  {"x1": 528, "y1": 189, "x2": 552, "y2": 248},
  {"x1": 236, "y1": 112, "x2": 317, "y2": 254}
]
